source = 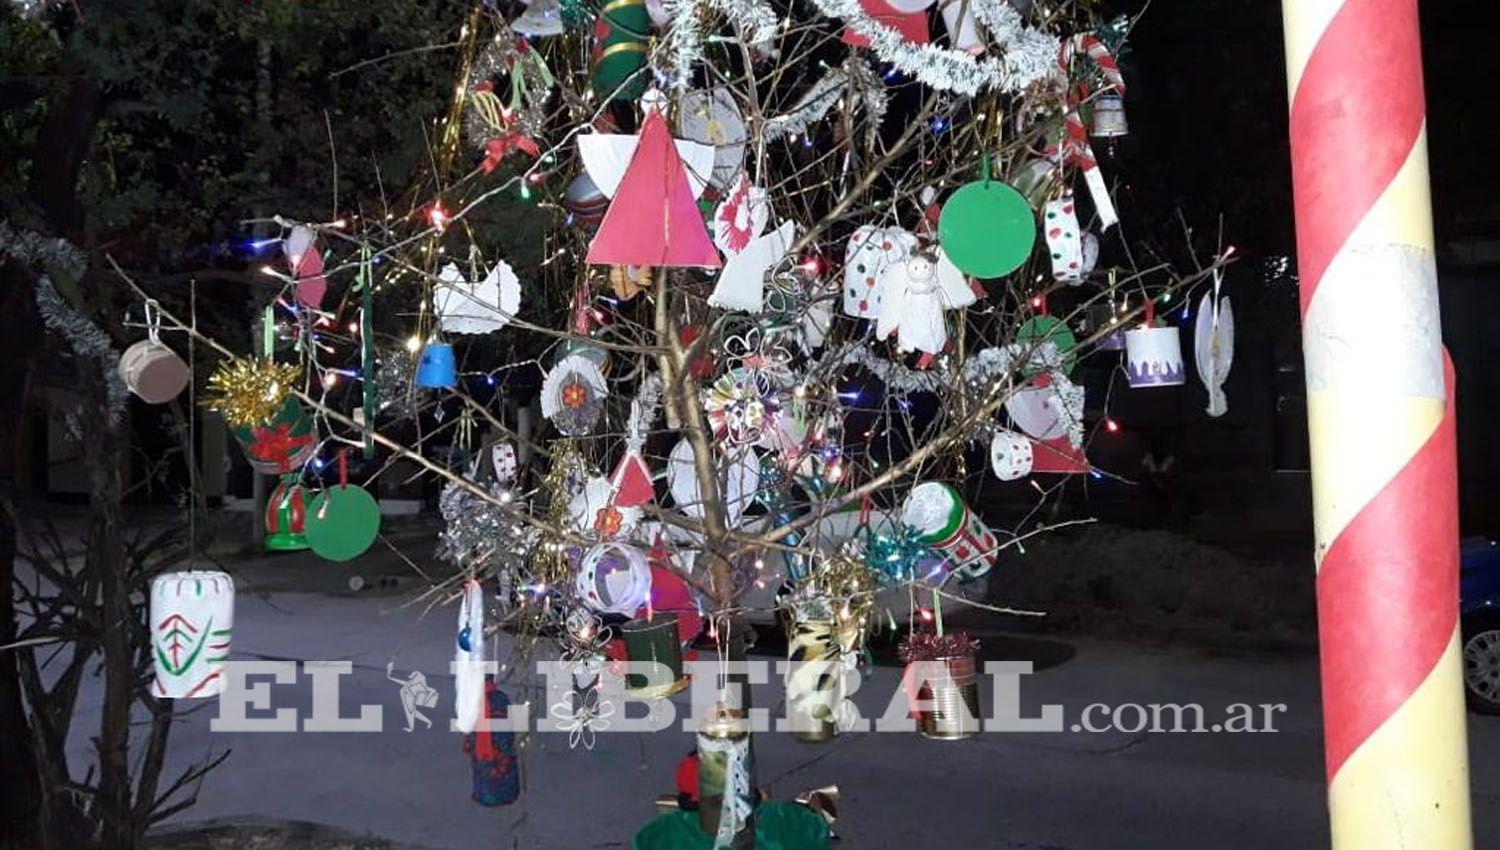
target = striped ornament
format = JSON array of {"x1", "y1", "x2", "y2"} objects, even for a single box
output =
[
  {"x1": 1282, "y1": 0, "x2": 1471, "y2": 846},
  {"x1": 785, "y1": 618, "x2": 842, "y2": 741}
]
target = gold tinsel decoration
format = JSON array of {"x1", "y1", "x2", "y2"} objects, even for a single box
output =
[
  {"x1": 531, "y1": 438, "x2": 588, "y2": 591},
  {"x1": 202, "y1": 359, "x2": 302, "y2": 428}
]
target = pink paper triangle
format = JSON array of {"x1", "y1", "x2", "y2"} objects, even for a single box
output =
[
  {"x1": 288, "y1": 240, "x2": 328, "y2": 310},
  {"x1": 611, "y1": 449, "x2": 656, "y2": 507},
  {"x1": 586, "y1": 111, "x2": 722, "y2": 269},
  {"x1": 1030, "y1": 436, "x2": 1089, "y2": 474}
]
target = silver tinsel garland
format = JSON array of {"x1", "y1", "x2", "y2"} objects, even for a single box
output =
[
  {"x1": 764, "y1": 60, "x2": 889, "y2": 146},
  {"x1": 661, "y1": 0, "x2": 780, "y2": 88},
  {"x1": 436, "y1": 479, "x2": 535, "y2": 569}
]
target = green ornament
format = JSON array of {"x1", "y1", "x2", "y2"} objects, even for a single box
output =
[
  {"x1": 1015, "y1": 315, "x2": 1077, "y2": 377},
  {"x1": 591, "y1": 0, "x2": 650, "y2": 102},
  {"x1": 304, "y1": 485, "x2": 382, "y2": 562},
  {"x1": 938, "y1": 178, "x2": 1036, "y2": 279}
]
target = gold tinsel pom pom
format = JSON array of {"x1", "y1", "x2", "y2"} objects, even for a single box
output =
[{"x1": 202, "y1": 360, "x2": 302, "y2": 428}]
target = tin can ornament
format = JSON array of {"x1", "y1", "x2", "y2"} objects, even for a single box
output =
[
  {"x1": 1125, "y1": 299, "x2": 1185, "y2": 388},
  {"x1": 150, "y1": 571, "x2": 234, "y2": 699},
  {"x1": 264, "y1": 473, "x2": 310, "y2": 551},
  {"x1": 1090, "y1": 93, "x2": 1129, "y2": 138},
  {"x1": 621, "y1": 613, "x2": 689, "y2": 697},
  {"x1": 900, "y1": 482, "x2": 999, "y2": 579},
  {"x1": 785, "y1": 617, "x2": 843, "y2": 743},
  {"x1": 697, "y1": 704, "x2": 756, "y2": 848},
  {"x1": 900, "y1": 632, "x2": 982, "y2": 740},
  {"x1": 119, "y1": 301, "x2": 190, "y2": 404}
]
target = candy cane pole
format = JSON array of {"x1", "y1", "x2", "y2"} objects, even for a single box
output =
[{"x1": 1282, "y1": 1, "x2": 1472, "y2": 847}]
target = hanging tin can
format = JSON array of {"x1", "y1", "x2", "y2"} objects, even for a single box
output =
[
  {"x1": 621, "y1": 613, "x2": 687, "y2": 697},
  {"x1": 914, "y1": 653, "x2": 982, "y2": 740},
  {"x1": 697, "y1": 704, "x2": 755, "y2": 845},
  {"x1": 1090, "y1": 93, "x2": 1129, "y2": 138},
  {"x1": 1125, "y1": 326, "x2": 1186, "y2": 387},
  {"x1": 264, "y1": 473, "x2": 310, "y2": 551},
  {"x1": 785, "y1": 617, "x2": 840, "y2": 743}
]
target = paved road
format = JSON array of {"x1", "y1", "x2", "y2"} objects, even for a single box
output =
[{"x1": 101, "y1": 557, "x2": 1500, "y2": 849}]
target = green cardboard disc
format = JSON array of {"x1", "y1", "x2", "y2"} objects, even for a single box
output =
[
  {"x1": 1015, "y1": 315, "x2": 1077, "y2": 377},
  {"x1": 305, "y1": 486, "x2": 381, "y2": 562},
  {"x1": 938, "y1": 180, "x2": 1036, "y2": 278}
]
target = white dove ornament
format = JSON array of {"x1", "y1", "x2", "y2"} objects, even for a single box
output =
[
  {"x1": 435, "y1": 261, "x2": 522, "y2": 335},
  {"x1": 1195, "y1": 291, "x2": 1235, "y2": 417}
]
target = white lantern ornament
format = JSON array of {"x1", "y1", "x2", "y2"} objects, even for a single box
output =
[
  {"x1": 1124, "y1": 300, "x2": 1186, "y2": 388},
  {"x1": 150, "y1": 571, "x2": 234, "y2": 699},
  {"x1": 575, "y1": 542, "x2": 653, "y2": 616},
  {"x1": 989, "y1": 429, "x2": 1034, "y2": 481}
]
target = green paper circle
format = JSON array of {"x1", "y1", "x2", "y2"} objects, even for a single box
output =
[
  {"x1": 1015, "y1": 315, "x2": 1078, "y2": 377},
  {"x1": 938, "y1": 180, "x2": 1036, "y2": 278},
  {"x1": 305, "y1": 486, "x2": 381, "y2": 562}
]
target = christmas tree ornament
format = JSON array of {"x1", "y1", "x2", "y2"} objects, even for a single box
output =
[
  {"x1": 1195, "y1": 287, "x2": 1235, "y2": 416},
  {"x1": 1043, "y1": 194, "x2": 1084, "y2": 283},
  {"x1": 585, "y1": 110, "x2": 722, "y2": 268},
  {"x1": 511, "y1": 0, "x2": 564, "y2": 36},
  {"x1": 708, "y1": 220, "x2": 796, "y2": 314},
  {"x1": 305, "y1": 451, "x2": 381, "y2": 562},
  {"x1": 1005, "y1": 372, "x2": 1084, "y2": 444},
  {"x1": 696, "y1": 705, "x2": 756, "y2": 846},
  {"x1": 842, "y1": 0, "x2": 932, "y2": 47},
  {"x1": 416, "y1": 342, "x2": 457, "y2": 388},
  {"x1": 1014, "y1": 314, "x2": 1077, "y2": 376},
  {"x1": 676, "y1": 88, "x2": 748, "y2": 193},
  {"x1": 667, "y1": 440, "x2": 761, "y2": 528},
  {"x1": 785, "y1": 616, "x2": 842, "y2": 742},
  {"x1": 875, "y1": 252, "x2": 951, "y2": 356},
  {"x1": 150, "y1": 571, "x2": 234, "y2": 699},
  {"x1": 264, "y1": 473, "x2": 311, "y2": 551},
  {"x1": 204, "y1": 359, "x2": 302, "y2": 430},
  {"x1": 435, "y1": 260, "x2": 521, "y2": 335},
  {"x1": 590, "y1": 0, "x2": 651, "y2": 101},
  {"x1": 900, "y1": 631, "x2": 982, "y2": 740},
  {"x1": 621, "y1": 614, "x2": 688, "y2": 696},
  {"x1": 900, "y1": 482, "x2": 998, "y2": 578},
  {"x1": 1090, "y1": 92, "x2": 1128, "y2": 138},
  {"x1": 989, "y1": 429, "x2": 1034, "y2": 481},
  {"x1": 1125, "y1": 301, "x2": 1185, "y2": 387},
  {"x1": 541, "y1": 353, "x2": 609, "y2": 436},
  {"x1": 231, "y1": 397, "x2": 318, "y2": 474},
  {"x1": 569, "y1": 475, "x2": 642, "y2": 538},
  {"x1": 704, "y1": 368, "x2": 781, "y2": 446},
  {"x1": 576, "y1": 541, "x2": 653, "y2": 615},
  {"x1": 563, "y1": 172, "x2": 610, "y2": 228},
  {"x1": 467, "y1": 680, "x2": 520, "y2": 806},
  {"x1": 712, "y1": 174, "x2": 770, "y2": 255},
  {"x1": 577, "y1": 121, "x2": 715, "y2": 200},
  {"x1": 284, "y1": 225, "x2": 328, "y2": 310},
  {"x1": 119, "y1": 303, "x2": 190, "y2": 404},
  {"x1": 842, "y1": 224, "x2": 918, "y2": 319},
  {"x1": 938, "y1": 168, "x2": 1035, "y2": 278},
  {"x1": 454, "y1": 580, "x2": 486, "y2": 734}
]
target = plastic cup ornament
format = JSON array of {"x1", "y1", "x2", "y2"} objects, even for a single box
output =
[
  {"x1": 1125, "y1": 318, "x2": 1186, "y2": 388},
  {"x1": 989, "y1": 429, "x2": 1034, "y2": 481},
  {"x1": 119, "y1": 304, "x2": 189, "y2": 403},
  {"x1": 938, "y1": 173, "x2": 1035, "y2": 278},
  {"x1": 575, "y1": 541, "x2": 653, "y2": 615},
  {"x1": 416, "y1": 343, "x2": 457, "y2": 389},
  {"x1": 264, "y1": 473, "x2": 310, "y2": 551},
  {"x1": 900, "y1": 482, "x2": 999, "y2": 579},
  {"x1": 231, "y1": 397, "x2": 318, "y2": 474},
  {"x1": 150, "y1": 570, "x2": 234, "y2": 699}
]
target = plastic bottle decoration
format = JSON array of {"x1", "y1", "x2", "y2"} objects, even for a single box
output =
[
  {"x1": 676, "y1": 88, "x2": 748, "y2": 193},
  {"x1": 150, "y1": 570, "x2": 234, "y2": 699},
  {"x1": 989, "y1": 429, "x2": 1034, "y2": 481},
  {"x1": 585, "y1": 109, "x2": 722, "y2": 269},
  {"x1": 264, "y1": 473, "x2": 311, "y2": 551},
  {"x1": 590, "y1": 0, "x2": 651, "y2": 101},
  {"x1": 416, "y1": 342, "x2": 457, "y2": 389},
  {"x1": 541, "y1": 353, "x2": 609, "y2": 436},
  {"x1": 900, "y1": 482, "x2": 998, "y2": 579},
  {"x1": 232, "y1": 397, "x2": 319, "y2": 475},
  {"x1": 119, "y1": 301, "x2": 190, "y2": 404},
  {"x1": 621, "y1": 614, "x2": 687, "y2": 696},
  {"x1": 434, "y1": 260, "x2": 521, "y2": 335},
  {"x1": 576, "y1": 541, "x2": 653, "y2": 615},
  {"x1": 466, "y1": 678, "x2": 520, "y2": 806},
  {"x1": 305, "y1": 451, "x2": 381, "y2": 562},
  {"x1": 1090, "y1": 93, "x2": 1129, "y2": 138},
  {"x1": 938, "y1": 161, "x2": 1036, "y2": 278},
  {"x1": 511, "y1": 0, "x2": 564, "y2": 37},
  {"x1": 1125, "y1": 300, "x2": 1185, "y2": 387},
  {"x1": 1194, "y1": 287, "x2": 1235, "y2": 417},
  {"x1": 697, "y1": 704, "x2": 756, "y2": 847},
  {"x1": 785, "y1": 617, "x2": 841, "y2": 743},
  {"x1": 454, "y1": 580, "x2": 486, "y2": 734},
  {"x1": 1043, "y1": 194, "x2": 1085, "y2": 284},
  {"x1": 842, "y1": 224, "x2": 918, "y2": 319}
]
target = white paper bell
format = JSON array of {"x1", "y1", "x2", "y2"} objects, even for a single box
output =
[
  {"x1": 1125, "y1": 326, "x2": 1186, "y2": 388},
  {"x1": 576, "y1": 542, "x2": 652, "y2": 615},
  {"x1": 151, "y1": 571, "x2": 234, "y2": 699},
  {"x1": 989, "y1": 429, "x2": 1034, "y2": 481},
  {"x1": 1194, "y1": 292, "x2": 1234, "y2": 416}
]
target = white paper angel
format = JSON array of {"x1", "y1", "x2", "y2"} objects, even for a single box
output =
[
  {"x1": 577, "y1": 132, "x2": 715, "y2": 199},
  {"x1": 874, "y1": 251, "x2": 973, "y2": 355},
  {"x1": 713, "y1": 174, "x2": 770, "y2": 255},
  {"x1": 843, "y1": 225, "x2": 918, "y2": 318},
  {"x1": 708, "y1": 220, "x2": 795, "y2": 314},
  {"x1": 435, "y1": 261, "x2": 522, "y2": 335},
  {"x1": 1195, "y1": 289, "x2": 1235, "y2": 417}
]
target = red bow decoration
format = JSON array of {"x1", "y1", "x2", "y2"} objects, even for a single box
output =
[
  {"x1": 248, "y1": 423, "x2": 313, "y2": 469},
  {"x1": 482, "y1": 132, "x2": 540, "y2": 173}
]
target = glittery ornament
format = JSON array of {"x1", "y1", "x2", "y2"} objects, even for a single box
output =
[{"x1": 202, "y1": 359, "x2": 302, "y2": 429}]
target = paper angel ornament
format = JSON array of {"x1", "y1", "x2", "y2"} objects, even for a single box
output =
[
  {"x1": 843, "y1": 225, "x2": 918, "y2": 318},
  {"x1": 585, "y1": 110, "x2": 721, "y2": 268},
  {"x1": 677, "y1": 88, "x2": 748, "y2": 193},
  {"x1": 284, "y1": 225, "x2": 327, "y2": 310},
  {"x1": 541, "y1": 354, "x2": 609, "y2": 436},
  {"x1": 708, "y1": 221, "x2": 795, "y2": 314},
  {"x1": 577, "y1": 122, "x2": 715, "y2": 200},
  {"x1": 1195, "y1": 290, "x2": 1234, "y2": 417},
  {"x1": 569, "y1": 475, "x2": 642, "y2": 538},
  {"x1": 435, "y1": 261, "x2": 521, "y2": 335},
  {"x1": 454, "y1": 580, "x2": 486, "y2": 734},
  {"x1": 713, "y1": 174, "x2": 770, "y2": 255},
  {"x1": 667, "y1": 440, "x2": 761, "y2": 528},
  {"x1": 874, "y1": 252, "x2": 970, "y2": 356}
]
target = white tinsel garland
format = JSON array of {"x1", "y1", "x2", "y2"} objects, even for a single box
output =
[
  {"x1": 762, "y1": 60, "x2": 888, "y2": 145},
  {"x1": 661, "y1": 0, "x2": 780, "y2": 89},
  {"x1": 808, "y1": 0, "x2": 1058, "y2": 96},
  {"x1": 828, "y1": 343, "x2": 947, "y2": 394}
]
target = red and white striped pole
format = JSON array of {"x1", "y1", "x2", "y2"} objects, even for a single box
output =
[{"x1": 1282, "y1": 0, "x2": 1472, "y2": 847}]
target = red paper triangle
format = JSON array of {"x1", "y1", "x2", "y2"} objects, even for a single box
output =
[
  {"x1": 1030, "y1": 435, "x2": 1089, "y2": 474},
  {"x1": 610, "y1": 449, "x2": 656, "y2": 507},
  {"x1": 586, "y1": 111, "x2": 722, "y2": 269}
]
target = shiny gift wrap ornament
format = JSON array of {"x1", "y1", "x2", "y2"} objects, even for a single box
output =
[
  {"x1": 203, "y1": 359, "x2": 301, "y2": 430},
  {"x1": 150, "y1": 570, "x2": 234, "y2": 699}
]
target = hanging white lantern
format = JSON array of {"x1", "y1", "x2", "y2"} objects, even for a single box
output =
[
  {"x1": 150, "y1": 571, "x2": 234, "y2": 699},
  {"x1": 575, "y1": 541, "x2": 653, "y2": 616},
  {"x1": 1125, "y1": 325, "x2": 1186, "y2": 388}
]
